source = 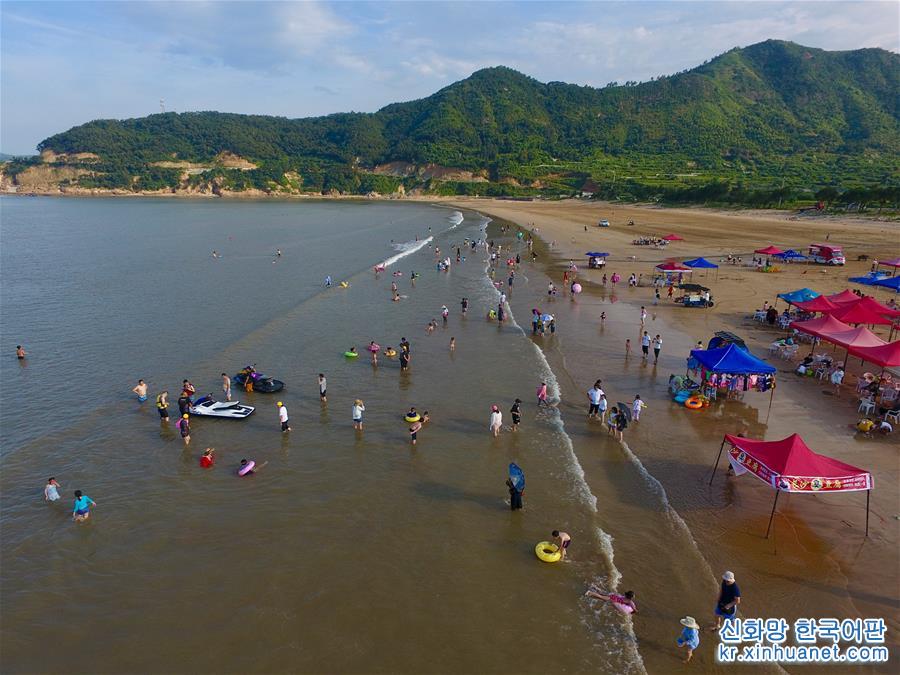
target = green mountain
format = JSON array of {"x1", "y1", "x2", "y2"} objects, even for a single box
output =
[{"x1": 8, "y1": 40, "x2": 900, "y2": 205}]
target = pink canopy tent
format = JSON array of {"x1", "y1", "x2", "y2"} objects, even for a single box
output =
[
  {"x1": 661, "y1": 233, "x2": 684, "y2": 241},
  {"x1": 789, "y1": 314, "x2": 852, "y2": 339},
  {"x1": 655, "y1": 261, "x2": 692, "y2": 272},
  {"x1": 793, "y1": 296, "x2": 839, "y2": 313},
  {"x1": 877, "y1": 257, "x2": 900, "y2": 269},
  {"x1": 710, "y1": 434, "x2": 873, "y2": 537},
  {"x1": 847, "y1": 340, "x2": 900, "y2": 368},
  {"x1": 826, "y1": 289, "x2": 861, "y2": 305},
  {"x1": 755, "y1": 245, "x2": 784, "y2": 256},
  {"x1": 826, "y1": 325, "x2": 885, "y2": 350}
]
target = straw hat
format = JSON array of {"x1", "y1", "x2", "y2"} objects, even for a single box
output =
[{"x1": 680, "y1": 616, "x2": 700, "y2": 629}]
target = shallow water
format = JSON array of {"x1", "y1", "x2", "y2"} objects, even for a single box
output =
[{"x1": 0, "y1": 198, "x2": 640, "y2": 673}]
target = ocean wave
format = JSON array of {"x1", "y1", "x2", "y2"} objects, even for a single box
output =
[
  {"x1": 479, "y1": 251, "x2": 645, "y2": 674},
  {"x1": 382, "y1": 236, "x2": 433, "y2": 267},
  {"x1": 447, "y1": 210, "x2": 464, "y2": 225}
]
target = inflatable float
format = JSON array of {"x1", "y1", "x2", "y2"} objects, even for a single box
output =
[
  {"x1": 238, "y1": 460, "x2": 256, "y2": 476},
  {"x1": 535, "y1": 541, "x2": 561, "y2": 563},
  {"x1": 344, "y1": 350, "x2": 359, "y2": 358},
  {"x1": 404, "y1": 413, "x2": 421, "y2": 423}
]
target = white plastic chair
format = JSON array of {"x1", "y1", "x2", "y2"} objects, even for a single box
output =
[
  {"x1": 881, "y1": 388, "x2": 897, "y2": 404},
  {"x1": 886, "y1": 410, "x2": 900, "y2": 425},
  {"x1": 858, "y1": 398, "x2": 876, "y2": 415}
]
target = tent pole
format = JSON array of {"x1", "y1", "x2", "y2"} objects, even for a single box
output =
[
  {"x1": 709, "y1": 439, "x2": 726, "y2": 485},
  {"x1": 765, "y1": 386, "x2": 775, "y2": 424},
  {"x1": 865, "y1": 489, "x2": 870, "y2": 537},
  {"x1": 765, "y1": 489, "x2": 781, "y2": 538}
]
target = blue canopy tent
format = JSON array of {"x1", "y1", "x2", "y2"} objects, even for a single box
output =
[
  {"x1": 849, "y1": 273, "x2": 890, "y2": 286},
  {"x1": 689, "y1": 343, "x2": 777, "y2": 419},
  {"x1": 683, "y1": 257, "x2": 719, "y2": 279},
  {"x1": 776, "y1": 288, "x2": 819, "y2": 307},
  {"x1": 873, "y1": 276, "x2": 900, "y2": 293}
]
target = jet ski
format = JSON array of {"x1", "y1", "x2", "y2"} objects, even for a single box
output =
[
  {"x1": 233, "y1": 368, "x2": 284, "y2": 393},
  {"x1": 189, "y1": 398, "x2": 254, "y2": 419}
]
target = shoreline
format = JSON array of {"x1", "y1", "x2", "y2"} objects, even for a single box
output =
[
  {"x1": 2, "y1": 190, "x2": 898, "y2": 227},
  {"x1": 470, "y1": 200, "x2": 899, "y2": 672}
]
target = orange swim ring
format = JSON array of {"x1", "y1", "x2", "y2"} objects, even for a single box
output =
[{"x1": 685, "y1": 397, "x2": 703, "y2": 410}]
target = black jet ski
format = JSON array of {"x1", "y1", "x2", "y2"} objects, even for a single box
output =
[{"x1": 232, "y1": 368, "x2": 285, "y2": 393}]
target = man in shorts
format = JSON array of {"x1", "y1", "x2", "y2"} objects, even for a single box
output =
[
  {"x1": 156, "y1": 391, "x2": 169, "y2": 421},
  {"x1": 552, "y1": 530, "x2": 571, "y2": 560},
  {"x1": 641, "y1": 331, "x2": 651, "y2": 360},
  {"x1": 711, "y1": 571, "x2": 741, "y2": 629},
  {"x1": 409, "y1": 419, "x2": 422, "y2": 445},
  {"x1": 277, "y1": 401, "x2": 291, "y2": 432},
  {"x1": 587, "y1": 384, "x2": 603, "y2": 419}
]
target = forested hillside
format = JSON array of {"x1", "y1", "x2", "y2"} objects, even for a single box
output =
[{"x1": 6, "y1": 40, "x2": 899, "y2": 206}]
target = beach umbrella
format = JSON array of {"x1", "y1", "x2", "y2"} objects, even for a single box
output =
[
  {"x1": 571, "y1": 283, "x2": 583, "y2": 294},
  {"x1": 662, "y1": 234, "x2": 684, "y2": 241},
  {"x1": 616, "y1": 402, "x2": 633, "y2": 421}
]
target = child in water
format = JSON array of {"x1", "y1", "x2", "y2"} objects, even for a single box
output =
[
  {"x1": 44, "y1": 477, "x2": 61, "y2": 501},
  {"x1": 585, "y1": 586, "x2": 638, "y2": 614},
  {"x1": 536, "y1": 382, "x2": 549, "y2": 406},
  {"x1": 676, "y1": 616, "x2": 700, "y2": 663}
]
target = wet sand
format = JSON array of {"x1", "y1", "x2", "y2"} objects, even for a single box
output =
[{"x1": 463, "y1": 199, "x2": 899, "y2": 672}]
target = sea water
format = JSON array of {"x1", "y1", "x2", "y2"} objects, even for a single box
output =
[{"x1": 0, "y1": 197, "x2": 639, "y2": 673}]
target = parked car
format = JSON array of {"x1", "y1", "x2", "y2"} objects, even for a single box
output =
[{"x1": 598, "y1": 219, "x2": 610, "y2": 228}]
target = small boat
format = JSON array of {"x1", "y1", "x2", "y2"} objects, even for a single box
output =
[
  {"x1": 233, "y1": 371, "x2": 284, "y2": 393},
  {"x1": 189, "y1": 399, "x2": 254, "y2": 419}
]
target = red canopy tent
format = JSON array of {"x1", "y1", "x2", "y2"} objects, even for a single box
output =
[
  {"x1": 830, "y1": 301, "x2": 896, "y2": 326},
  {"x1": 847, "y1": 341, "x2": 900, "y2": 368},
  {"x1": 877, "y1": 257, "x2": 900, "y2": 269},
  {"x1": 793, "y1": 296, "x2": 839, "y2": 313},
  {"x1": 826, "y1": 289, "x2": 861, "y2": 305},
  {"x1": 710, "y1": 434, "x2": 873, "y2": 537},
  {"x1": 661, "y1": 233, "x2": 684, "y2": 241},
  {"x1": 755, "y1": 245, "x2": 784, "y2": 256},
  {"x1": 846, "y1": 296, "x2": 900, "y2": 318}
]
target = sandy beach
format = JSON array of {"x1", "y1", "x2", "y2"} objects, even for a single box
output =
[{"x1": 452, "y1": 197, "x2": 899, "y2": 671}]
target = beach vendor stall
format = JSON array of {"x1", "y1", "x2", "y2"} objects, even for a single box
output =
[
  {"x1": 826, "y1": 289, "x2": 861, "y2": 305},
  {"x1": 709, "y1": 434, "x2": 873, "y2": 538},
  {"x1": 686, "y1": 343, "x2": 777, "y2": 414},
  {"x1": 585, "y1": 252, "x2": 609, "y2": 269}
]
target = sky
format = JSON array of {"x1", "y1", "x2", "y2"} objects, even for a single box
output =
[{"x1": 1, "y1": 1, "x2": 898, "y2": 155}]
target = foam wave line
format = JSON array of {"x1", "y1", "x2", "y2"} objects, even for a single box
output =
[{"x1": 382, "y1": 236, "x2": 433, "y2": 267}]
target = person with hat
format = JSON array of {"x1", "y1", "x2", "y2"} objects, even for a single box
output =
[
  {"x1": 277, "y1": 401, "x2": 291, "y2": 433},
  {"x1": 177, "y1": 414, "x2": 191, "y2": 446},
  {"x1": 712, "y1": 570, "x2": 741, "y2": 630},
  {"x1": 676, "y1": 616, "x2": 700, "y2": 663},
  {"x1": 489, "y1": 405, "x2": 502, "y2": 437}
]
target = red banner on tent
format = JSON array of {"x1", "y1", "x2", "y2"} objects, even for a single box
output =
[{"x1": 727, "y1": 445, "x2": 873, "y2": 492}]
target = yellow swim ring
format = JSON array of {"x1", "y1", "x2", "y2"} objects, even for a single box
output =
[
  {"x1": 384, "y1": 349, "x2": 397, "y2": 358},
  {"x1": 404, "y1": 414, "x2": 421, "y2": 423},
  {"x1": 535, "y1": 541, "x2": 561, "y2": 563},
  {"x1": 340, "y1": 281, "x2": 349, "y2": 288},
  {"x1": 685, "y1": 397, "x2": 703, "y2": 409}
]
